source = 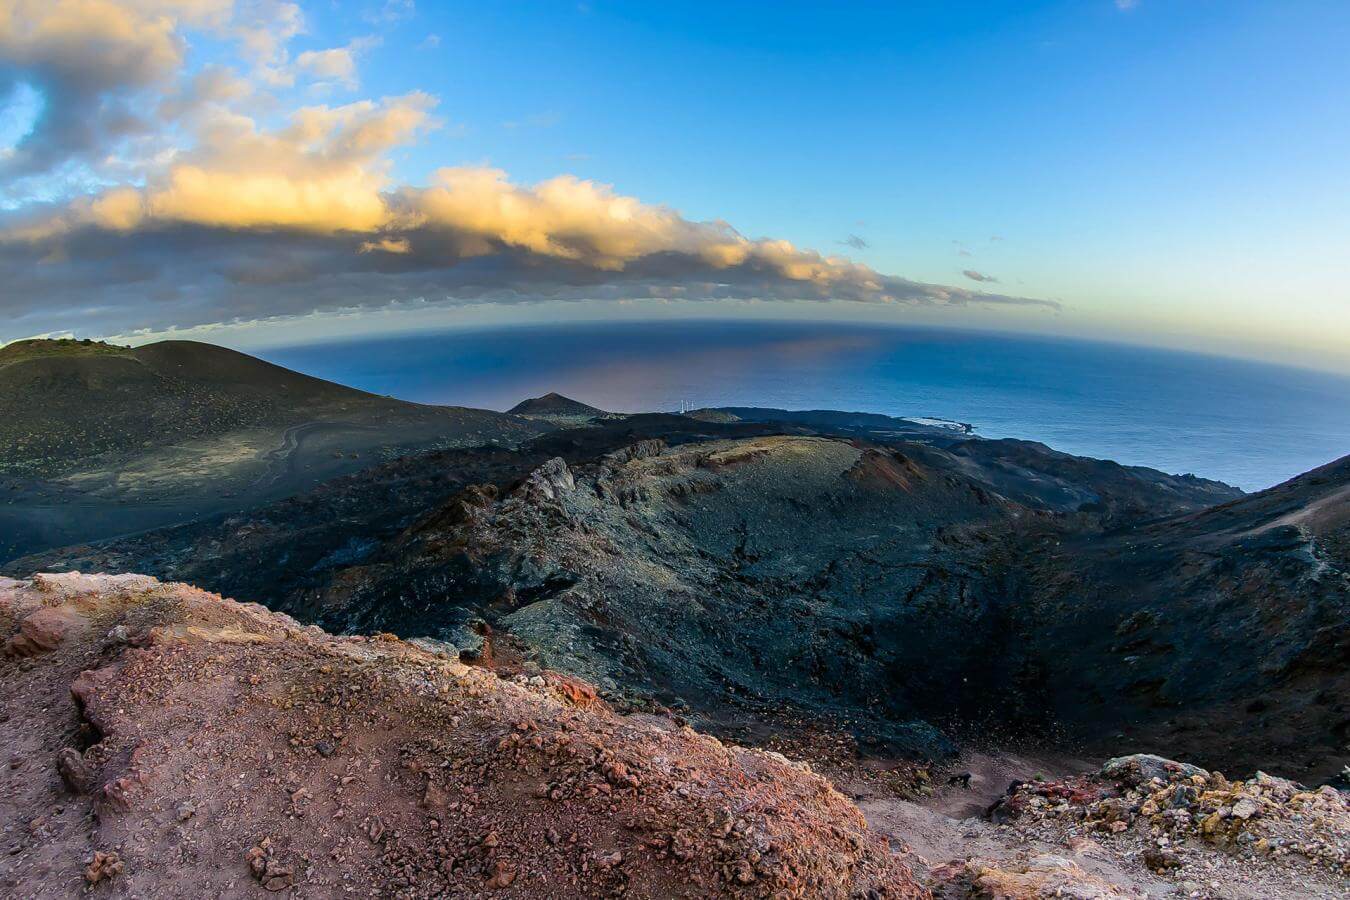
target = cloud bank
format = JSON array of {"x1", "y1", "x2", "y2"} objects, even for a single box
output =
[{"x1": 0, "y1": 1, "x2": 1058, "y2": 340}]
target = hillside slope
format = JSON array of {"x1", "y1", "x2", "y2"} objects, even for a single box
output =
[
  {"x1": 3, "y1": 572, "x2": 1344, "y2": 898},
  {"x1": 1017, "y1": 453, "x2": 1350, "y2": 779},
  {"x1": 508, "y1": 392, "x2": 611, "y2": 426},
  {"x1": 0, "y1": 339, "x2": 541, "y2": 478},
  {"x1": 0, "y1": 572, "x2": 921, "y2": 898},
  {"x1": 0, "y1": 340, "x2": 551, "y2": 561}
]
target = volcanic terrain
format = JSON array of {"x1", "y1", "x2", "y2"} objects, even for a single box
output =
[
  {"x1": 0, "y1": 340, "x2": 547, "y2": 559},
  {"x1": 2, "y1": 339, "x2": 1347, "y2": 897}
]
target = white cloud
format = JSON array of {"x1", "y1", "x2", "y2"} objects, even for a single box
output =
[
  {"x1": 366, "y1": 0, "x2": 415, "y2": 25},
  {"x1": 295, "y1": 36, "x2": 380, "y2": 91},
  {"x1": 0, "y1": 0, "x2": 1059, "y2": 341}
]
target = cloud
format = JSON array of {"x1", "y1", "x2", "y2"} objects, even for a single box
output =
[
  {"x1": 359, "y1": 236, "x2": 411, "y2": 254},
  {"x1": 233, "y1": 1, "x2": 305, "y2": 84},
  {"x1": 9, "y1": 91, "x2": 439, "y2": 240},
  {"x1": 0, "y1": 0, "x2": 1059, "y2": 341},
  {"x1": 0, "y1": 0, "x2": 209, "y2": 179},
  {"x1": 0, "y1": 160, "x2": 1059, "y2": 337},
  {"x1": 0, "y1": 217, "x2": 1059, "y2": 342},
  {"x1": 419, "y1": 33, "x2": 441, "y2": 50},
  {"x1": 296, "y1": 37, "x2": 379, "y2": 91},
  {"x1": 962, "y1": 269, "x2": 999, "y2": 283},
  {"x1": 366, "y1": 0, "x2": 415, "y2": 25},
  {"x1": 0, "y1": 0, "x2": 309, "y2": 193},
  {"x1": 838, "y1": 234, "x2": 868, "y2": 250},
  {"x1": 156, "y1": 64, "x2": 253, "y2": 120},
  {"x1": 296, "y1": 47, "x2": 358, "y2": 89},
  {"x1": 1114, "y1": 0, "x2": 1138, "y2": 9}
]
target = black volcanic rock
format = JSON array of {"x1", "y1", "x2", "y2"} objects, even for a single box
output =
[
  {"x1": 900, "y1": 437, "x2": 1242, "y2": 521},
  {"x1": 1014, "y1": 453, "x2": 1350, "y2": 780},
  {"x1": 284, "y1": 436, "x2": 1021, "y2": 757},
  {"x1": 11, "y1": 413, "x2": 1291, "y2": 770},
  {"x1": 706, "y1": 406, "x2": 966, "y2": 437},
  {"x1": 11, "y1": 371, "x2": 1337, "y2": 780}
]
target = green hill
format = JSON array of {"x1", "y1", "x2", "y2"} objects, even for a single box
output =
[{"x1": 0, "y1": 339, "x2": 537, "y2": 477}]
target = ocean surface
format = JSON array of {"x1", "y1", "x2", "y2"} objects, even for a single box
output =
[{"x1": 262, "y1": 320, "x2": 1350, "y2": 492}]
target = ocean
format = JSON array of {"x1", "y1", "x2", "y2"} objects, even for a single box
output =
[{"x1": 262, "y1": 320, "x2": 1350, "y2": 492}]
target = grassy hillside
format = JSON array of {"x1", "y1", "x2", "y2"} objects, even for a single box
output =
[
  {"x1": 0, "y1": 338, "x2": 133, "y2": 366},
  {"x1": 0, "y1": 339, "x2": 529, "y2": 477}
]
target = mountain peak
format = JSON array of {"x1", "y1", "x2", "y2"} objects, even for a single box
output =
[{"x1": 508, "y1": 393, "x2": 606, "y2": 418}]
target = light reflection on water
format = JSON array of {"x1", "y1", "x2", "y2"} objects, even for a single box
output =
[{"x1": 262, "y1": 320, "x2": 1350, "y2": 492}]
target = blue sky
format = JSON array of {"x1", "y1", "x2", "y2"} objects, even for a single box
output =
[
  {"x1": 2, "y1": 1, "x2": 1347, "y2": 371},
  {"x1": 388, "y1": 1, "x2": 1350, "y2": 364}
]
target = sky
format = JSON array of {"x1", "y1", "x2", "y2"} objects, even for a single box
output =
[{"x1": 1, "y1": 1, "x2": 1347, "y2": 372}]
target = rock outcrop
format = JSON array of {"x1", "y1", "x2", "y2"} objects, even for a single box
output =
[
  {"x1": 3, "y1": 573, "x2": 1347, "y2": 898},
  {"x1": 0, "y1": 573, "x2": 924, "y2": 898},
  {"x1": 978, "y1": 753, "x2": 1349, "y2": 896},
  {"x1": 289, "y1": 436, "x2": 1022, "y2": 758}
]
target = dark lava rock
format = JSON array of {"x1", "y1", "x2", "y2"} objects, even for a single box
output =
[{"x1": 11, "y1": 405, "x2": 1343, "y2": 779}]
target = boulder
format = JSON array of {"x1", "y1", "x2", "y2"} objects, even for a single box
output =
[{"x1": 1099, "y1": 754, "x2": 1208, "y2": 786}]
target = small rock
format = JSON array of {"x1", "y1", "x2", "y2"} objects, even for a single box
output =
[
  {"x1": 247, "y1": 844, "x2": 294, "y2": 892},
  {"x1": 56, "y1": 747, "x2": 96, "y2": 794},
  {"x1": 85, "y1": 850, "x2": 123, "y2": 884},
  {"x1": 485, "y1": 860, "x2": 516, "y2": 888},
  {"x1": 1143, "y1": 847, "x2": 1182, "y2": 872},
  {"x1": 4, "y1": 607, "x2": 72, "y2": 657}
]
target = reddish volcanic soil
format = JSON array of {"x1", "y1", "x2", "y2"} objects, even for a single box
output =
[{"x1": 0, "y1": 573, "x2": 922, "y2": 898}]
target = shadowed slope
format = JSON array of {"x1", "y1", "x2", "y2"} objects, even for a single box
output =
[
  {"x1": 1018, "y1": 454, "x2": 1350, "y2": 780},
  {"x1": 0, "y1": 339, "x2": 541, "y2": 478},
  {"x1": 0, "y1": 340, "x2": 552, "y2": 561}
]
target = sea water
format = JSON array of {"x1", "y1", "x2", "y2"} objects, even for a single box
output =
[{"x1": 263, "y1": 320, "x2": 1350, "y2": 492}]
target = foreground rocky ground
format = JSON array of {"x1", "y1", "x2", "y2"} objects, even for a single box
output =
[
  {"x1": 1, "y1": 573, "x2": 920, "y2": 898},
  {"x1": 3, "y1": 573, "x2": 1347, "y2": 898}
]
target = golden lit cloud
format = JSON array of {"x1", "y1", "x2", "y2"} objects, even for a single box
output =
[
  {"x1": 359, "y1": 237, "x2": 411, "y2": 254},
  {"x1": 0, "y1": 0, "x2": 1058, "y2": 341}
]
